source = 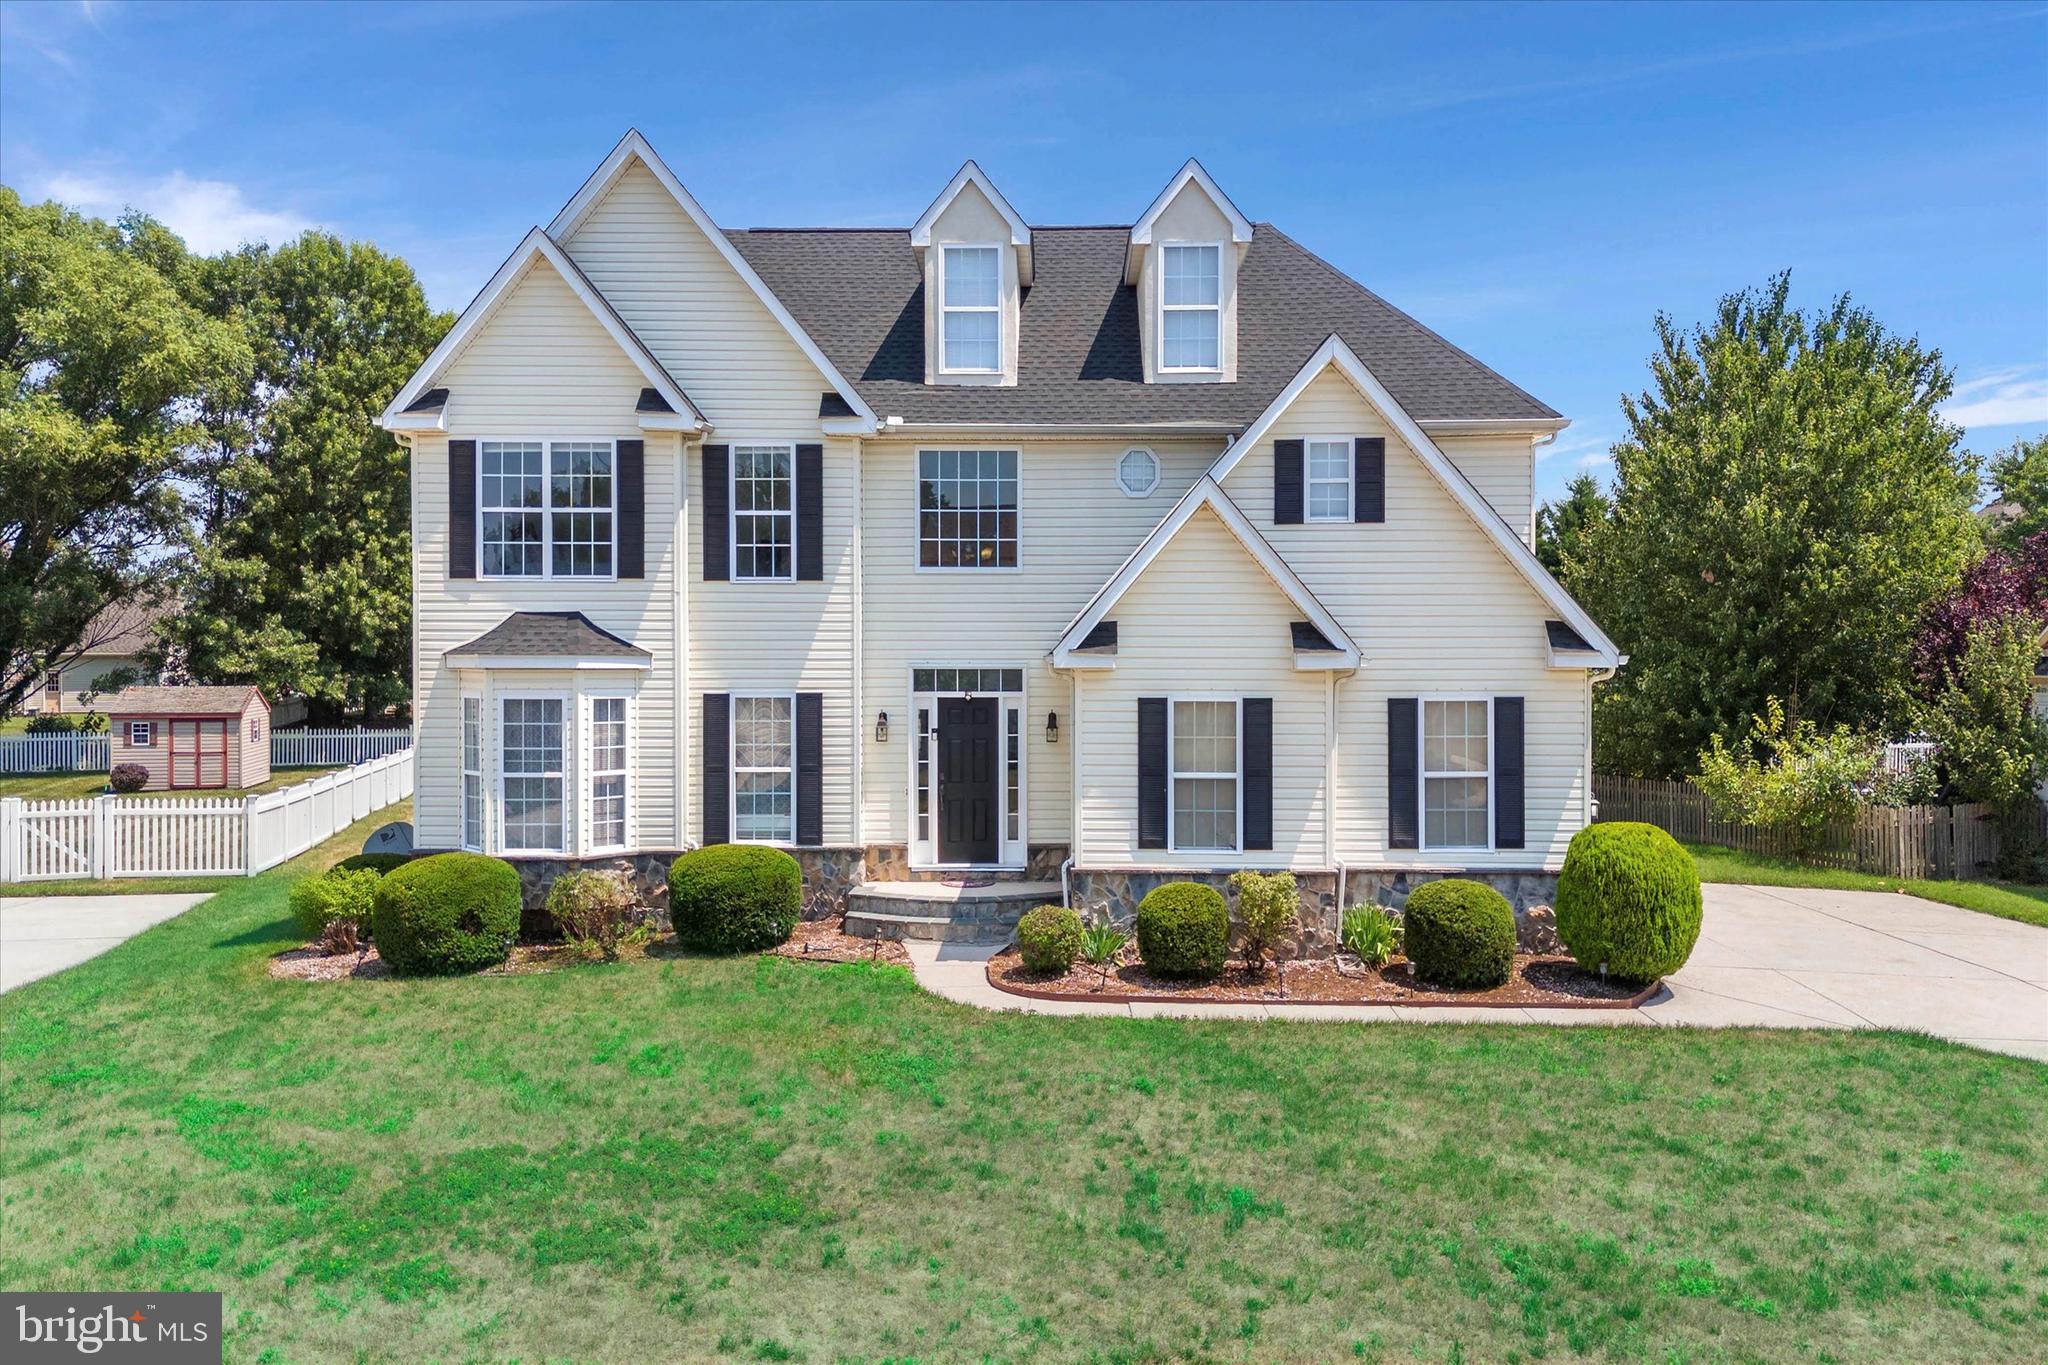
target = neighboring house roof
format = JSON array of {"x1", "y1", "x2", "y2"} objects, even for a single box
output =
[
  {"x1": 1051, "y1": 478, "x2": 1360, "y2": 671},
  {"x1": 1209, "y1": 334, "x2": 1620, "y2": 668},
  {"x1": 445, "y1": 612, "x2": 653, "y2": 669},
  {"x1": 381, "y1": 228, "x2": 706, "y2": 429},
  {"x1": 725, "y1": 222, "x2": 1561, "y2": 428},
  {"x1": 73, "y1": 596, "x2": 172, "y2": 659},
  {"x1": 107, "y1": 684, "x2": 266, "y2": 715}
]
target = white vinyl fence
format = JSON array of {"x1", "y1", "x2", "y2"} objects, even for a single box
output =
[
  {"x1": 0, "y1": 749, "x2": 413, "y2": 883},
  {"x1": 0, "y1": 726, "x2": 411, "y2": 774}
]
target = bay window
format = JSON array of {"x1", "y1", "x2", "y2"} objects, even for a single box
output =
[
  {"x1": 499, "y1": 696, "x2": 565, "y2": 853},
  {"x1": 461, "y1": 695, "x2": 483, "y2": 851},
  {"x1": 589, "y1": 696, "x2": 629, "y2": 851}
]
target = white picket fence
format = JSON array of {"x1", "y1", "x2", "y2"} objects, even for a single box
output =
[
  {"x1": 0, "y1": 749, "x2": 414, "y2": 883},
  {"x1": 0, "y1": 726, "x2": 412, "y2": 774}
]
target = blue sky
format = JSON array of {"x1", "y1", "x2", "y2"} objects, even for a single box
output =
[{"x1": 4, "y1": 0, "x2": 2044, "y2": 500}]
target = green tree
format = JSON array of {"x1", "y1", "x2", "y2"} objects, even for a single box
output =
[
  {"x1": 1536, "y1": 471, "x2": 1610, "y2": 581},
  {"x1": 1917, "y1": 614, "x2": 2048, "y2": 810},
  {"x1": 1579, "y1": 273, "x2": 1979, "y2": 776},
  {"x1": 1985, "y1": 435, "x2": 2048, "y2": 554},
  {"x1": 164, "y1": 234, "x2": 449, "y2": 721},
  {"x1": 1693, "y1": 696, "x2": 1878, "y2": 859},
  {"x1": 0, "y1": 189, "x2": 251, "y2": 718}
]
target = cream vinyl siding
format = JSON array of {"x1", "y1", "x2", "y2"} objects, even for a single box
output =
[
  {"x1": 920, "y1": 181, "x2": 1021, "y2": 386},
  {"x1": 1074, "y1": 505, "x2": 1328, "y2": 869},
  {"x1": 560, "y1": 160, "x2": 830, "y2": 434},
  {"x1": 1138, "y1": 180, "x2": 1240, "y2": 384},
  {"x1": 1220, "y1": 368, "x2": 1590, "y2": 868},
  {"x1": 410, "y1": 260, "x2": 681, "y2": 851},
  {"x1": 46, "y1": 654, "x2": 149, "y2": 712},
  {"x1": 685, "y1": 438, "x2": 859, "y2": 846},
  {"x1": 1434, "y1": 433, "x2": 1537, "y2": 547},
  {"x1": 860, "y1": 438, "x2": 1222, "y2": 848}
]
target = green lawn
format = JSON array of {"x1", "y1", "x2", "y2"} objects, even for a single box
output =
[
  {"x1": 0, "y1": 817, "x2": 2043, "y2": 1362},
  {"x1": 0, "y1": 766, "x2": 340, "y2": 801},
  {"x1": 1687, "y1": 841, "x2": 2048, "y2": 930}
]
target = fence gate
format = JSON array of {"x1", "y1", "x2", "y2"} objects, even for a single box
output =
[{"x1": 11, "y1": 799, "x2": 96, "y2": 881}]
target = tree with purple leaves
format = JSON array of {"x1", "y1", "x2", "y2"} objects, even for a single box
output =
[{"x1": 1910, "y1": 530, "x2": 2048, "y2": 694}]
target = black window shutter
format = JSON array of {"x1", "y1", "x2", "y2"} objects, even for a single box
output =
[
  {"x1": 796, "y1": 443, "x2": 823, "y2": 581},
  {"x1": 702, "y1": 693, "x2": 730, "y2": 845},
  {"x1": 1354, "y1": 437, "x2": 1386, "y2": 523},
  {"x1": 1388, "y1": 697, "x2": 1419, "y2": 850},
  {"x1": 1273, "y1": 439, "x2": 1304, "y2": 525},
  {"x1": 1495, "y1": 696, "x2": 1525, "y2": 850},
  {"x1": 702, "y1": 444, "x2": 730, "y2": 581},
  {"x1": 1138, "y1": 697, "x2": 1168, "y2": 849},
  {"x1": 1243, "y1": 698, "x2": 1273, "y2": 851},
  {"x1": 796, "y1": 691, "x2": 823, "y2": 845},
  {"x1": 617, "y1": 438, "x2": 645, "y2": 578},
  {"x1": 448, "y1": 439, "x2": 476, "y2": 579}
]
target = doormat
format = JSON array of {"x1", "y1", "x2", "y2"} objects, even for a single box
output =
[{"x1": 942, "y1": 876, "x2": 996, "y2": 889}]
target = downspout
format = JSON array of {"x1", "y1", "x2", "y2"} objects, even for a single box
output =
[
  {"x1": 1585, "y1": 664, "x2": 1618, "y2": 824},
  {"x1": 1061, "y1": 670, "x2": 1080, "y2": 910},
  {"x1": 849, "y1": 436, "x2": 864, "y2": 850},
  {"x1": 1327, "y1": 668, "x2": 1344, "y2": 927},
  {"x1": 677, "y1": 436, "x2": 692, "y2": 848}
]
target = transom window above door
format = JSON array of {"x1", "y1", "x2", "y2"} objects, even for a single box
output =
[
  {"x1": 918, "y1": 449, "x2": 1018, "y2": 569},
  {"x1": 480, "y1": 440, "x2": 615, "y2": 578},
  {"x1": 941, "y1": 245, "x2": 1001, "y2": 373},
  {"x1": 732, "y1": 444, "x2": 794, "y2": 581}
]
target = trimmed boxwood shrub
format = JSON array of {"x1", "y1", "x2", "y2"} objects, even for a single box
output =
[
  {"x1": 289, "y1": 866, "x2": 382, "y2": 943},
  {"x1": 1016, "y1": 905, "x2": 1084, "y2": 974},
  {"x1": 1136, "y1": 881, "x2": 1229, "y2": 979},
  {"x1": 1554, "y1": 821, "x2": 1702, "y2": 984},
  {"x1": 668, "y1": 844, "x2": 800, "y2": 953},
  {"x1": 370, "y1": 852, "x2": 521, "y2": 976},
  {"x1": 109, "y1": 764, "x2": 149, "y2": 793},
  {"x1": 1402, "y1": 879, "x2": 1515, "y2": 988},
  {"x1": 335, "y1": 851, "x2": 412, "y2": 875}
]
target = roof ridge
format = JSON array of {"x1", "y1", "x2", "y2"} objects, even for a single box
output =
[
  {"x1": 726, "y1": 223, "x2": 1136, "y2": 235},
  {"x1": 1256, "y1": 222, "x2": 1561, "y2": 421}
]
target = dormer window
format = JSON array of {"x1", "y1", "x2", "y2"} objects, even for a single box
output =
[
  {"x1": 941, "y1": 246, "x2": 1002, "y2": 373},
  {"x1": 1160, "y1": 245, "x2": 1221, "y2": 371}
]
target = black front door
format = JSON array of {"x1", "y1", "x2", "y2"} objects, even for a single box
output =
[{"x1": 937, "y1": 695, "x2": 1000, "y2": 864}]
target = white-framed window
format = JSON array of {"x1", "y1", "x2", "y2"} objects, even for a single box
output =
[
  {"x1": 589, "y1": 695, "x2": 629, "y2": 852},
  {"x1": 479, "y1": 439, "x2": 615, "y2": 579},
  {"x1": 1116, "y1": 447, "x2": 1160, "y2": 498},
  {"x1": 461, "y1": 695, "x2": 484, "y2": 852},
  {"x1": 733, "y1": 694, "x2": 795, "y2": 844},
  {"x1": 1160, "y1": 244, "x2": 1221, "y2": 371},
  {"x1": 941, "y1": 245, "x2": 1001, "y2": 373},
  {"x1": 1306, "y1": 437, "x2": 1353, "y2": 521},
  {"x1": 129, "y1": 721, "x2": 153, "y2": 747},
  {"x1": 732, "y1": 443, "x2": 794, "y2": 581},
  {"x1": 917, "y1": 449, "x2": 1018, "y2": 569},
  {"x1": 499, "y1": 695, "x2": 566, "y2": 854},
  {"x1": 1169, "y1": 698, "x2": 1240, "y2": 852},
  {"x1": 1422, "y1": 698, "x2": 1491, "y2": 850}
]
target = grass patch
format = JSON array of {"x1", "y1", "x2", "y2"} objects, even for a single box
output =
[
  {"x1": 0, "y1": 810, "x2": 2042, "y2": 1360},
  {"x1": 0, "y1": 766, "x2": 340, "y2": 801},
  {"x1": 1687, "y1": 841, "x2": 2048, "y2": 929}
]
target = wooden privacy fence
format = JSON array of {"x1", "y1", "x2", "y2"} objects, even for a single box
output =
[
  {"x1": 0, "y1": 749, "x2": 414, "y2": 883},
  {"x1": 0, "y1": 726, "x2": 411, "y2": 775},
  {"x1": 1592, "y1": 774, "x2": 2021, "y2": 881}
]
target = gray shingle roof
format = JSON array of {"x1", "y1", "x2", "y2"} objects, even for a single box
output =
[
  {"x1": 1291, "y1": 621, "x2": 1341, "y2": 652},
  {"x1": 448, "y1": 612, "x2": 650, "y2": 660},
  {"x1": 1546, "y1": 620, "x2": 1597, "y2": 653},
  {"x1": 107, "y1": 684, "x2": 265, "y2": 715},
  {"x1": 724, "y1": 224, "x2": 1558, "y2": 427}
]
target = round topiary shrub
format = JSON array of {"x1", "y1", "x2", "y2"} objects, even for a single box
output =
[
  {"x1": 1554, "y1": 821, "x2": 1702, "y2": 984},
  {"x1": 1135, "y1": 881, "x2": 1229, "y2": 979},
  {"x1": 668, "y1": 844, "x2": 800, "y2": 953},
  {"x1": 1402, "y1": 879, "x2": 1516, "y2": 989},
  {"x1": 109, "y1": 764, "x2": 148, "y2": 793},
  {"x1": 370, "y1": 852, "x2": 521, "y2": 976},
  {"x1": 1016, "y1": 904, "x2": 1084, "y2": 974}
]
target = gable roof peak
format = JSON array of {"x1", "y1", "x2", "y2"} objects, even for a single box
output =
[
  {"x1": 910, "y1": 159, "x2": 1033, "y2": 287},
  {"x1": 1129, "y1": 157, "x2": 1254, "y2": 248}
]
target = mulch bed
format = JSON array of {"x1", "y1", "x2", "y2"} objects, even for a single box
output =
[
  {"x1": 987, "y1": 949, "x2": 1656, "y2": 1008},
  {"x1": 767, "y1": 918, "x2": 912, "y2": 968}
]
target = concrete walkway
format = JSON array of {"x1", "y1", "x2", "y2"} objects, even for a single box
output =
[
  {"x1": 0, "y1": 893, "x2": 212, "y2": 993},
  {"x1": 905, "y1": 883, "x2": 2048, "y2": 1061}
]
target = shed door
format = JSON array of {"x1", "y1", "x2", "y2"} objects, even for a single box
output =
[{"x1": 170, "y1": 720, "x2": 229, "y2": 789}]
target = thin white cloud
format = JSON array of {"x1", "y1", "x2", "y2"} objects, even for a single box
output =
[
  {"x1": 1941, "y1": 366, "x2": 2048, "y2": 430},
  {"x1": 35, "y1": 170, "x2": 313, "y2": 255},
  {"x1": 1538, "y1": 428, "x2": 1614, "y2": 466}
]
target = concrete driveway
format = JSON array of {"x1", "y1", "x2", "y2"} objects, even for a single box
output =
[
  {"x1": 0, "y1": 893, "x2": 212, "y2": 993},
  {"x1": 909, "y1": 884, "x2": 2048, "y2": 1061}
]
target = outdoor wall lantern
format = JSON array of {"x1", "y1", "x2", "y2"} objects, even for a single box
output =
[
  {"x1": 1045, "y1": 711, "x2": 1059, "y2": 743},
  {"x1": 875, "y1": 711, "x2": 889, "y2": 743}
]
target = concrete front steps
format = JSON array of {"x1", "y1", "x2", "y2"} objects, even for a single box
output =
[{"x1": 844, "y1": 879, "x2": 1063, "y2": 944}]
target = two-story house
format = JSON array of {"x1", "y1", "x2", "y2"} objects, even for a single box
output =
[{"x1": 380, "y1": 130, "x2": 1621, "y2": 938}]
